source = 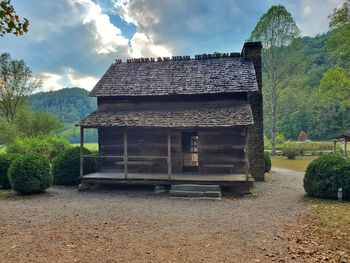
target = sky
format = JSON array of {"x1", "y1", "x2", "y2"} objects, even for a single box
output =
[{"x1": 0, "y1": 0, "x2": 344, "y2": 91}]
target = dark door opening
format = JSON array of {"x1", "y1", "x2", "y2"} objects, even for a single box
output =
[{"x1": 181, "y1": 132, "x2": 198, "y2": 172}]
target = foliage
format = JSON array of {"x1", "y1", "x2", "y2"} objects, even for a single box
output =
[
  {"x1": 0, "y1": 0, "x2": 29, "y2": 36},
  {"x1": 249, "y1": 5, "x2": 300, "y2": 155},
  {"x1": 328, "y1": 0, "x2": 350, "y2": 59},
  {"x1": 319, "y1": 66, "x2": 350, "y2": 109},
  {"x1": 29, "y1": 88, "x2": 96, "y2": 124},
  {"x1": 264, "y1": 135, "x2": 272, "y2": 150},
  {"x1": 6, "y1": 135, "x2": 70, "y2": 161},
  {"x1": 0, "y1": 53, "x2": 41, "y2": 123},
  {"x1": 304, "y1": 155, "x2": 350, "y2": 199},
  {"x1": 52, "y1": 147, "x2": 97, "y2": 186},
  {"x1": 275, "y1": 133, "x2": 286, "y2": 149},
  {"x1": 29, "y1": 87, "x2": 97, "y2": 143},
  {"x1": 8, "y1": 154, "x2": 52, "y2": 194},
  {"x1": 264, "y1": 152, "x2": 271, "y2": 172},
  {"x1": 14, "y1": 106, "x2": 63, "y2": 137},
  {"x1": 329, "y1": 0, "x2": 350, "y2": 28},
  {"x1": 282, "y1": 141, "x2": 341, "y2": 154},
  {"x1": 266, "y1": 31, "x2": 350, "y2": 141},
  {"x1": 0, "y1": 105, "x2": 64, "y2": 144},
  {"x1": 0, "y1": 116, "x2": 17, "y2": 144},
  {"x1": 283, "y1": 142, "x2": 299, "y2": 159},
  {"x1": 60, "y1": 126, "x2": 97, "y2": 143},
  {"x1": 298, "y1": 131, "x2": 308, "y2": 142},
  {"x1": 0, "y1": 153, "x2": 18, "y2": 189}
]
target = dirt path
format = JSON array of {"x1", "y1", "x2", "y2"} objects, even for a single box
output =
[{"x1": 0, "y1": 169, "x2": 308, "y2": 263}]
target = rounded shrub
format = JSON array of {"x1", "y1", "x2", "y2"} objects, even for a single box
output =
[
  {"x1": 0, "y1": 154, "x2": 19, "y2": 189},
  {"x1": 304, "y1": 155, "x2": 349, "y2": 199},
  {"x1": 8, "y1": 154, "x2": 52, "y2": 194},
  {"x1": 264, "y1": 152, "x2": 272, "y2": 173},
  {"x1": 52, "y1": 147, "x2": 97, "y2": 186}
]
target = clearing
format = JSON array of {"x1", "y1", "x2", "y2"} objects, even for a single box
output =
[
  {"x1": 271, "y1": 156, "x2": 316, "y2": 172},
  {"x1": 0, "y1": 169, "x2": 306, "y2": 263}
]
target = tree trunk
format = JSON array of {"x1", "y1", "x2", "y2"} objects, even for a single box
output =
[{"x1": 270, "y1": 81, "x2": 277, "y2": 156}]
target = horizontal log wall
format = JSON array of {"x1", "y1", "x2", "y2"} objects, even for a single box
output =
[
  {"x1": 98, "y1": 128, "x2": 181, "y2": 173},
  {"x1": 198, "y1": 127, "x2": 247, "y2": 174}
]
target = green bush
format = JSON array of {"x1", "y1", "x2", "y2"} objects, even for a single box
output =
[
  {"x1": 283, "y1": 142, "x2": 299, "y2": 159},
  {"x1": 8, "y1": 154, "x2": 52, "y2": 194},
  {"x1": 264, "y1": 135, "x2": 272, "y2": 150},
  {"x1": 264, "y1": 152, "x2": 271, "y2": 172},
  {"x1": 6, "y1": 135, "x2": 70, "y2": 161},
  {"x1": 0, "y1": 154, "x2": 19, "y2": 189},
  {"x1": 52, "y1": 147, "x2": 97, "y2": 186},
  {"x1": 275, "y1": 133, "x2": 286, "y2": 150},
  {"x1": 304, "y1": 155, "x2": 350, "y2": 200}
]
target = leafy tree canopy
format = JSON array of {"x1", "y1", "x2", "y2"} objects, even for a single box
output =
[
  {"x1": 0, "y1": 52, "x2": 41, "y2": 123},
  {"x1": 0, "y1": 0, "x2": 29, "y2": 36}
]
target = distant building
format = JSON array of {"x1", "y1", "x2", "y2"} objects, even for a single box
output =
[{"x1": 78, "y1": 42, "x2": 264, "y2": 188}]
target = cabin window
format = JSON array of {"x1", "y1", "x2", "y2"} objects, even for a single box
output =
[
  {"x1": 182, "y1": 132, "x2": 199, "y2": 171},
  {"x1": 190, "y1": 136, "x2": 198, "y2": 153}
]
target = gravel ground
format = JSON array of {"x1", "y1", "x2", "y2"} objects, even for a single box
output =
[{"x1": 0, "y1": 169, "x2": 308, "y2": 263}]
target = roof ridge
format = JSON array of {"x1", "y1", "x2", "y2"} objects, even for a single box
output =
[{"x1": 121, "y1": 52, "x2": 241, "y2": 64}]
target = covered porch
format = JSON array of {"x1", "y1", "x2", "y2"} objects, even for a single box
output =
[{"x1": 78, "y1": 101, "x2": 254, "y2": 185}]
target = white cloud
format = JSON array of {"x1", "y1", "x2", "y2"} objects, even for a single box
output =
[
  {"x1": 130, "y1": 32, "x2": 172, "y2": 58},
  {"x1": 66, "y1": 68, "x2": 99, "y2": 90},
  {"x1": 81, "y1": 0, "x2": 130, "y2": 54},
  {"x1": 292, "y1": 0, "x2": 344, "y2": 36},
  {"x1": 40, "y1": 72, "x2": 63, "y2": 91}
]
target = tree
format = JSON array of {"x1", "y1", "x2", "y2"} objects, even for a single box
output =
[
  {"x1": 0, "y1": 0, "x2": 29, "y2": 36},
  {"x1": 0, "y1": 53, "x2": 41, "y2": 123},
  {"x1": 14, "y1": 106, "x2": 63, "y2": 137},
  {"x1": 249, "y1": 5, "x2": 300, "y2": 155},
  {"x1": 298, "y1": 131, "x2": 308, "y2": 142},
  {"x1": 319, "y1": 66, "x2": 350, "y2": 109},
  {"x1": 329, "y1": 0, "x2": 350, "y2": 28},
  {"x1": 328, "y1": 0, "x2": 350, "y2": 60}
]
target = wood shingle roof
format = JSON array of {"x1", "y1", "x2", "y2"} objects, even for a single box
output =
[
  {"x1": 90, "y1": 56, "x2": 258, "y2": 97},
  {"x1": 79, "y1": 102, "x2": 253, "y2": 128}
]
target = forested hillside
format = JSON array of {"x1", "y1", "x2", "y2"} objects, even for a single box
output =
[
  {"x1": 30, "y1": 88, "x2": 96, "y2": 124},
  {"x1": 264, "y1": 31, "x2": 350, "y2": 141},
  {"x1": 29, "y1": 88, "x2": 97, "y2": 142}
]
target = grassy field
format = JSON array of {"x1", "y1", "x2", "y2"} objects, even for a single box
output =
[
  {"x1": 73, "y1": 143, "x2": 98, "y2": 152},
  {"x1": 271, "y1": 156, "x2": 317, "y2": 172}
]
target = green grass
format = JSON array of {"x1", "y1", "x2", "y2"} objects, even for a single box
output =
[
  {"x1": 271, "y1": 156, "x2": 317, "y2": 172},
  {"x1": 72, "y1": 143, "x2": 98, "y2": 152}
]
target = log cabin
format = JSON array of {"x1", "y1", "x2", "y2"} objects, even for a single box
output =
[{"x1": 78, "y1": 42, "x2": 264, "y2": 188}]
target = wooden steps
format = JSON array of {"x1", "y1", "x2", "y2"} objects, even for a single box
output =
[{"x1": 169, "y1": 184, "x2": 222, "y2": 199}]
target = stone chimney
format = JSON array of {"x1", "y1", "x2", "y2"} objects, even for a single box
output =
[{"x1": 242, "y1": 42, "x2": 264, "y2": 181}]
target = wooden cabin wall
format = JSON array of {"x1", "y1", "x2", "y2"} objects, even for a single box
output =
[
  {"x1": 98, "y1": 128, "x2": 181, "y2": 173},
  {"x1": 198, "y1": 127, "x2": 247, "y2": 174}
]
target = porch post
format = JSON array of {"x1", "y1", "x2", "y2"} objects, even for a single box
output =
[
  {"x1": 167, "y1": 131, "x2": 172, "y2": 180},
  {"x1": 244, "y1": 127, "x2": 250, "y2": 181},
  {"x1": 124, "y1": 131, "x2": 128, "y2": 179},
  {"x1": 80, "y1": 126, "x2": 84, "y2": 178}
]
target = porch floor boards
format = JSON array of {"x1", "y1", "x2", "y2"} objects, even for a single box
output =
[{"x1": 82, "y1": 172, "x2": 254, "y2": 183}]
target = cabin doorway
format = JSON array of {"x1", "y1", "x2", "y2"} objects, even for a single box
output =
[{"x1": 181, "y1": 132, "x2": 199, "y2": 172}]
